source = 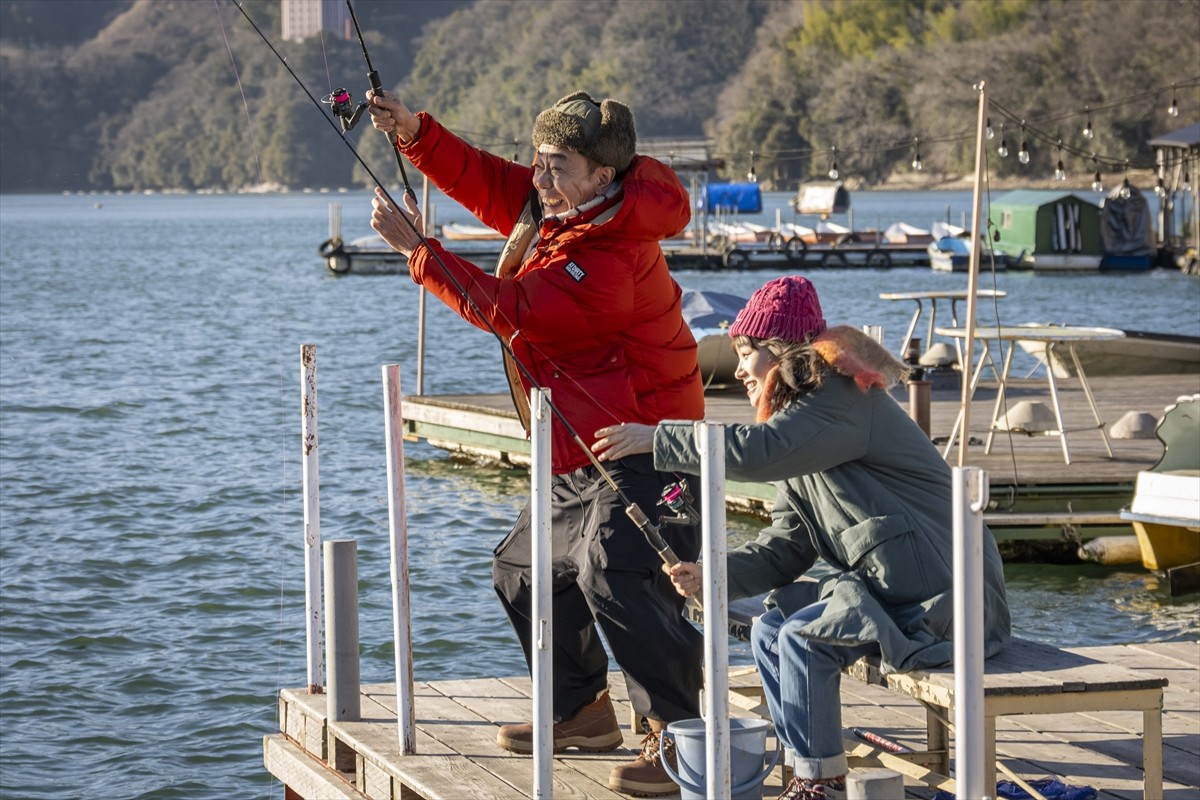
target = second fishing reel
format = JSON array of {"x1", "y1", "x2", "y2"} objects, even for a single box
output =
[{"x1": 323, "y1": 87, "x2": 368, "y2": 133}]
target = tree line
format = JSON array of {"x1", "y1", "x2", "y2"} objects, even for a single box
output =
[{"x1": 0, "y1": 0, "x2": 1194, "y2": 194}]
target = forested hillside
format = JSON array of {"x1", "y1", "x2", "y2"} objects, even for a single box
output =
[{"x1": 0, "y1": 0, "x2": 1195, "y2": 193}]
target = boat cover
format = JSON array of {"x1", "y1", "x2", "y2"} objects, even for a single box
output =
[
  {"x1": 700, "y1": 182, "x2": 763, "y2": 214},
  {"x1": 1099, "y1": 184, "x2": 1155, "y2": 256}
]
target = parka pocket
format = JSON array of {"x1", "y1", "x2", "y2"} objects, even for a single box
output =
[{"x1": 839, "y1": 515, "x2": 932, "y2": 606}]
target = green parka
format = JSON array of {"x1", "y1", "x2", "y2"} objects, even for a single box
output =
[{"x1": 653, "y1": 373, "x2": 1011, "y2": 674}]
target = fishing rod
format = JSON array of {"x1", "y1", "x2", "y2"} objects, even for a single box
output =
[
  {"x1": 343, "y1": 0, "x2": 416, "y2": 202},
  {"x1": 226, "y1": 0, "x2": 700, "y2": 583}
]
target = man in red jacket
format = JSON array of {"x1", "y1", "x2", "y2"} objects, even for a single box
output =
[{"x1": 369, "y1": 89, "x2": 704, "y2": 796}]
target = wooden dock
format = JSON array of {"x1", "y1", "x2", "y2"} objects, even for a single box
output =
[
  {"x1": 264, "y1": 641, "x2": 1199, "y2": 799},
  {"x1": 400, "y1": 372, "x2": 1200, "y2": 556}
]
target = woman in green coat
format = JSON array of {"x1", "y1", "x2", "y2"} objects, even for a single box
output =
[{"x1": 593, "y1": 275, "x2": 1011, "y2": 799}]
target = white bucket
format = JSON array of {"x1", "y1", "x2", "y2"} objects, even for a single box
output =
[{"x1": 661, "y1": 717, "x2": 781, "y2": 800}]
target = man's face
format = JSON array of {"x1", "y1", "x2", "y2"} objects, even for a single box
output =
[{"x1": 532, "y1": 144, "x2": 612, "y2": 214}]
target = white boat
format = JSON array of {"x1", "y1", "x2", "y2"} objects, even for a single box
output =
[
  {"x1": 1018, "y1": 328, "x2": 1200, "y2": 378},
  {"x1": 441, "y1": 222, "x2": 504, "y2": 241}
]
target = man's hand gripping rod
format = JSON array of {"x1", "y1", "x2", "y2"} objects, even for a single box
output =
[{"x1": 571, "y1": 435, "x2": 702, "y2": 611}]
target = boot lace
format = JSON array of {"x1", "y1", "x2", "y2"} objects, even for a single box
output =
[
  {"x1": 637, "y1": 731, "x2": 676, "y2": 769},
  {"x1": 778, "y1": 775, "x2": 846, "y2": 800}
]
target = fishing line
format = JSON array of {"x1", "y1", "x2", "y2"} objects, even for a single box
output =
[
  {"x1": 215, "y1": 0, "x2": 310, "y2": 718},
  {"x1": 228, "y1": 0, "x2": 693, "y2": 568}
]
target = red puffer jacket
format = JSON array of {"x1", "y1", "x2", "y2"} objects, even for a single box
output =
[{"x1": 400, "y1": 112, "x2": 704, "y2": 473}]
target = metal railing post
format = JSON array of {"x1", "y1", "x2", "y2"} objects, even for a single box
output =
[
  {"x1": 698, "y1": 422, "x2": 730, "y2": 799},
  {"x1": 383, "y1": 364, "x2": 415, "y2": 753},
  {"x1": 324, "y1": 538, "x2": 360, "y2": 723},
  {"x1": 300, "y1": 344, "x2": 324, "y2": 694},
  {"x1": 530, "y1": 388, "x2": 553, "y2": 798},
  {"x1": 953, "y1": 466, "x2": 990, "y2": 800}
]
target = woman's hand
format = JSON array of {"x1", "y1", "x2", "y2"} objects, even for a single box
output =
[
  {"x1": 592, "y1": 422, "x2": 655, "y2": 461},
  {"x1": 663, "y1": 561, "x2": 702, "y2": 598},
  {"x1": 370, "y1": 187, "x2": 423, "y2": 257},
  {"x1": 367, "y1": 90, "x2": 420, "y2": 143}
]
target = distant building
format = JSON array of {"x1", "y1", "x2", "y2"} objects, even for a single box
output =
[{"x1": 281, "y1": 0, "x2": 350, "y2": 42}]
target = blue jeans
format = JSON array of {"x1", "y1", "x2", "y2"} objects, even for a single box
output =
[{"x1": 750, "y1": 602, "x2": 880, "y2": 780}]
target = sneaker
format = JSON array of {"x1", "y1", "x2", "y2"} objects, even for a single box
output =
[
  {"x1": 779, "y1": 775, "x2": 847, "y2": 800},
  {"x1": 496, "y1": 690, "x2": 624, "y2": 754},
  {"x1": 608, "y1": 728, "x2": 678, "y2": 797}
]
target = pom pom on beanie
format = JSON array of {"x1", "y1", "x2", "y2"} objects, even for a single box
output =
[
  {"x1": 531, "y1": 91, "x2": 636, "y2": 173},
  {"x1": 729, "y1": 275, "x2": 826, "y2": 343}
]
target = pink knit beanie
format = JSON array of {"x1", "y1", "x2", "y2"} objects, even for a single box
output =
[{"x1": 729, "y1": 275, "x2": 826, "y2": 342}]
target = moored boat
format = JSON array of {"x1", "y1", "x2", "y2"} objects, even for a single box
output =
[{"x1": 1018, "y1": 328, "x2": 1200, "y2": 377}]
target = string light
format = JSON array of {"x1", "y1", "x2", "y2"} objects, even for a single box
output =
[
  {"x1": 747, "y1": 150, "x2": 757, "y2": 182},
  {"x1": 828, "y1": 147, "x2": 839, "y2": 181},
  {"x1": 1120, "y1": 161, "x2": 1132, "y2": 199},
  {"x1": 1168, "y1": 84, "x2": 1179, "y2": 117},
  {"x1": 1155, "y1": 177, "x2": 1167, "y2": 197},
  {"x1": 1018, "y1": 123, "x2": 1030, "y2": 165},
  {"x1": 1055, "y1": 141, "x2": 1066, "y2": 181},
  {"x1": 986, "y1": 117, "x2": 994, "y2": 140},
  {"x1": 1082, "y1": 107, "x2": 1094, "y2": 140},
  {"x1": 911, "y1": 138, "x2": 923, "y2": 171},
  {"x1": 997, "y1": 124, "x2": 1009, "y2": 158},
  {"x1": 1091, "y1": 156, "x2": 1103, "y2": 192},
  {"x1": 1184, "y1": 169, "x2": 1192, "y2": 193}
]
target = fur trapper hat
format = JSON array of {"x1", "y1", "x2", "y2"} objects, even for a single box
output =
[{"x1": 532, "y1": 91, "x2": 636, "y2": 173}]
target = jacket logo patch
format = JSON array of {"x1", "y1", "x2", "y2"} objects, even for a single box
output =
[{"x1": 564, "y1": 261, "x2": 586, "y2": 282}]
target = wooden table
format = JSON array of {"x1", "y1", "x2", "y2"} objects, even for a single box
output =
[{"x1": 936, "y1": 324, "x2": 1126, "y2": 464}]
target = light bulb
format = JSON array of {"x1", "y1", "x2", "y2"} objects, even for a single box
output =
[
  {"x1": 1184, "y1": 172, "x2": 1192, "y2": 192},
  {"x1": 998, "y1": 138, "x2": 1009, "y2": 158},
  {"x1": 1119, "y1": 178, "x2": 1132, "y2": 200},
  {"x1": 1082, "y1": 120, "x2": 1093, "y2": 140},
  {"x1": 747, "y1": 166, "x2": 757, "y2": 183},
  {"x1": 1092, "y1": 171, "x2": 1103, "y2": 192},
  {"x1": 1155, "y1": 178, "x2": 1166, "y2": 197},
  {"x1": 1169, "y1": 96, "x2": 1179, "y2": 117},
  {"x1": 1018, "y1": 140, "x2": 1030, "y2": 165},
  {"x1": 828, "y1": 162, "x2": 839, "y2": 181},
  {"x1": 912, "y1": 154, "x2": 923, "y2": 171},
  {"x1": 986, "y1": 117, "x2": 994, "y2": 140},
  {"x1": 1055, "y1": 160, "x2": 1066, "y2": 181}
]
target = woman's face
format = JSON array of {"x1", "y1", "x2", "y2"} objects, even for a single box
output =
[{"x1": 734, "y1": 341, "x2": 778, "y2": 408}]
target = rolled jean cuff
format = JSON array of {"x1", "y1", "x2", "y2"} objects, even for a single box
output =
[{"x1": 792, "y1": 752, "x2": 848, "y2": 781}]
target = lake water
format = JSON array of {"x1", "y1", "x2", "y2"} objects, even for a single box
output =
[{"x1": 1, "y1": 190, "x2": 1197, "y2": 800}]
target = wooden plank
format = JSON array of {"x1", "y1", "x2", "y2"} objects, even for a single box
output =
[{"x1": 264, "y1": 734, "x2": 371, "y2": 800}]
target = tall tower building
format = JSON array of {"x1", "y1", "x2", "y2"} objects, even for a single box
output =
[{"x1": 281, "y1": 0, "x2": 350, "y2": 42}]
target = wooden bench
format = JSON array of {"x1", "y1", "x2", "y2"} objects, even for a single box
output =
[{"x1": 715, "y1": 598, "x2": 1168, "y2": 799}]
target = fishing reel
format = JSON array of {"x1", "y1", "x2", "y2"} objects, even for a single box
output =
[
  {"x1": 657, "y1": 479, "x2": 700, "y2": 527},
  {"x1": 323, "y1": 87, "x2": 368, "y2": 133}
]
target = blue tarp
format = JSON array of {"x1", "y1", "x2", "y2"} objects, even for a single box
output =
[
  {"x1": 700, "y1": 182, "x2": 763, "y2": 214},
  {"x1": 934, "y1": 778, "x2": 1098, "y2": 800}
]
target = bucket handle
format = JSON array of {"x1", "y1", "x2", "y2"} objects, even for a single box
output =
[{"x1": 659, "y1": 728, "x2": 782, "y2": 797}]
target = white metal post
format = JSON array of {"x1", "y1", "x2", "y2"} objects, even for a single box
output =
[
  {"x1": 300, "y1": 344, "x2": 323, "y2": 694},
  {"x1": 698, "y1": 422, "x2": 730, "y2": 800},
  {"x1": 383, "y1": 364, "x2": 416, "y2": 753},
  {"x1": 416, "y1": 176, "x2": 430, "y2": 395},
  {"x1": 530, "y1": 388, "x2": 553, "y2": 798},
  {"x1": 953, "y1": 466, "x2": 989, "y2": 800}
]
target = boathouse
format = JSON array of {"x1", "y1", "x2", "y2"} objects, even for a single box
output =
[{"x1": 990, "y1": 189, "x2": 1102, "y2": 268}]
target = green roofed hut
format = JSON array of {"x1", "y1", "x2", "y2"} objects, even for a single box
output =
[{"x1": 990, "y1": 189, "x2": 1103, "y2": 270}]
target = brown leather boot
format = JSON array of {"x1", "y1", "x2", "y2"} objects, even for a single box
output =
[
  {"x1": 496, "y1": 690, "x2": 624, "y2": 754},
  {"x1": 608, "y1": 719, "x2": 678, "y2": 797}
]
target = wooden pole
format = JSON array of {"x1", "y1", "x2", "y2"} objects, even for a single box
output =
[
  {"x1": 300, "y1": 344, "x2": 324, "y2": 694},
  {"x1": 383, "y1": 364, "x2": 415, "y2": 754},
  {"x1": 957, "y1": 82, "x2": 989, "y2": 467},
  {"x1": 416, "y1": 176, "x2": 430, "y2": 395}
]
